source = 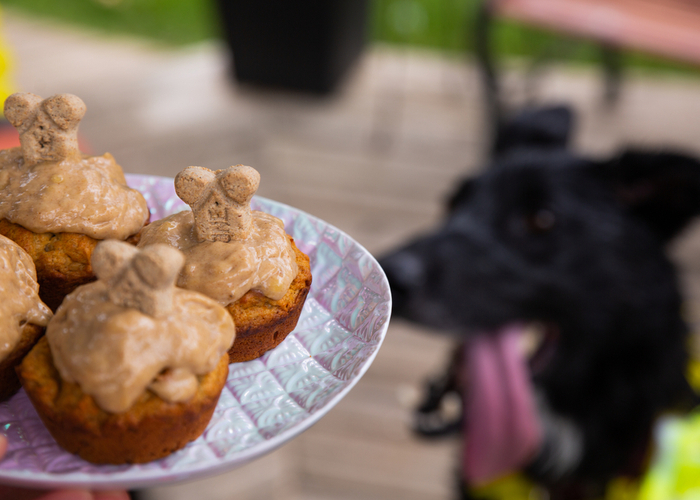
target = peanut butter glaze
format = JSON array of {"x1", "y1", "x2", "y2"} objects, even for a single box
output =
[
  {"x1": 138, "y1": 209, "x2": 298, "y2": 306},
  {"x1": 0, "y1": 234, "x2": 52, "y2": 361},
  {"x1": 0, "y1": 148, "x2": 149, "y2": 240},
  {"x1": 47, "y1": 280, "x2": 235, "y2": 413}
]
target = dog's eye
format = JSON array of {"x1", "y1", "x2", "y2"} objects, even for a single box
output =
[{"x1": 525, "y1": 209, "x2": 556, "y2": 233}]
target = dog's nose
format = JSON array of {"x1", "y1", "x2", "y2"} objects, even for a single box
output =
[{"x1": 379, "y1": 250, "x2": 426, "y2": 314}]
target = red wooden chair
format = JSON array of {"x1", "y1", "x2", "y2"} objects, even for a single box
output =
[{"x1": 476, "y1": 0, "x2": 700, "y2": 147}]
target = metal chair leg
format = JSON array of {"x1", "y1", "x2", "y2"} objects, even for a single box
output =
[
  {"x1": 475, "y1": 0, "x2": 503, "y2": 154},
  {"x1": 601, "y1": 43, "x2": 623, "y2": 105}
]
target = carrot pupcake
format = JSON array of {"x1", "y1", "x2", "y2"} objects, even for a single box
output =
[
  {"x1": 18, "y1": 241, "x2": 235, "y2": 464},
  {"x1": 0, "y1": 93, "x2": 149, "y2": 310},
  {"x1": 0, "y1": 234, "x2": 52, "y2": 402},
  {"x1": 138, "y1": 164, "x2": 312, "y2": 363}
]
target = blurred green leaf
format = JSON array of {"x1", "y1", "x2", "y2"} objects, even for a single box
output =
[{"x1": 0, "y1": 0, "x2": 220, "y2": 46}]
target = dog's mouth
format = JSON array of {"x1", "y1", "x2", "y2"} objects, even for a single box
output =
[
  {"x1": 462, "y1": 322, "x2": 559, "y2": 485},
  {"x1": 519, "y1": 322, "x2": 560, "y2": 375}
]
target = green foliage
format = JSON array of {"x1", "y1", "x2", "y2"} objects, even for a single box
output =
[
  {"x1": 370, "y1": 0, "x2": 473, "y2": 52},
  {"x1": 0, "y1": 0, "x2": 220, "y2": 46},
  {"x1": 371, "y1": 0, "x2": 588, "y2": 56}
]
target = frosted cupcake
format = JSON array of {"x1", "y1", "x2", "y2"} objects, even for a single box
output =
[
  {"x1": 0, "y1": 93, "x2": 150, "y2": 310},
  {"x1": 0, "y1": 234, "x2": 52, "y2": 402},
  {"x1": 138, "y1": 165, "x2": 312, "y2": 362},
  {"x1": 18, "y1": 241, "x2": 235, "y2": 464}
]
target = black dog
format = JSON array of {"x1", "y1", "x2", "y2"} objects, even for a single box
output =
[{"x1": 380, "y1": 108, "x2": 700, "y2": 499}]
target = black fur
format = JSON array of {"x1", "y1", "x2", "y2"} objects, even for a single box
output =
[{"x1": 379, "y1": 108, "x2": 700, "y2": 498}]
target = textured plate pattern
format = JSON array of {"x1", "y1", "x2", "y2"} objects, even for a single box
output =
[{"x1": 0, "y1": 174, "x2": 391, "y2": 490}]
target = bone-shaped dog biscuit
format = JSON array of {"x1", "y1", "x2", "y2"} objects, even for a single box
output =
[
  {"x1": 92, "y1": 240, "x2": 185, "y2": 318},
  {"x1": 175, "y1": 165, "x2": 261, "y2": 242},
  {"x1": 4, "y1": 92, "x2": 85, "y2": 166}
]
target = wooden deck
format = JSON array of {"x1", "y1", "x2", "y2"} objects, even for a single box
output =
[{"x1": 5, "y1": 8, "x2": 700, "y2": 499}]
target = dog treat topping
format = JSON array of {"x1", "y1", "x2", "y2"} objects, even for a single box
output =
[
  {"x1": 0, "y1": 93, "x2": 149, "y2": 240},
  {"x1": 47, "y1": 240, "x2": 235, "y2": 413},
  {"x1": 4, "y1": 93, "x2": 85, "y2": 166},
  {"x1": 175, "y1": 165, "x2": 260, "y2": 242},
  {"x1": 92, "y1": 241, "x2": 185, "y2": 318},
  {"x1": 0, "y1": 235, "x2": 52, "y2": 361},
  {"x1": 139, "y1": 165, "x2": 297, "y2": 306}
]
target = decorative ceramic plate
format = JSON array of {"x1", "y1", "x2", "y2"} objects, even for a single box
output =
[{"x1": 0, "y1": 174, "x2": 391, "y2": 490}]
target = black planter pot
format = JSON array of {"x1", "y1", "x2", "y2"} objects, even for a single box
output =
[{"x1": 216, "y1": 0, "x2": 369, "y2": 94}]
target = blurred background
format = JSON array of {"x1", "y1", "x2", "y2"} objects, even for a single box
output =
[{"x1": 3, "y1": 0, "x2": 700, "y2": 498}]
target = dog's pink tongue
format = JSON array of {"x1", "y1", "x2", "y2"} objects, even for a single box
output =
[{"x1": 463, "y1": 324, "x2": 542, "y2": 485}]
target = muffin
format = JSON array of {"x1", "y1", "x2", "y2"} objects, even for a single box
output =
[
  {"x1": 0, "y1": 234, "x2": 52, "y2": 402},
  {"x1": 17, "y1": 241, "x2": 235, "y2": 464},
  {"x1": 138, "y1": 164, "x2": 312, "y2": 363},
  {"x1": 0, "y1": 93, "x2": 150, "y2": 311}
]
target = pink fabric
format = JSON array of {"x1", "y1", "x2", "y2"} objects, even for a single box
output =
[{"x1": 462, "y1": 325, "x2": 543, "y2": 485}]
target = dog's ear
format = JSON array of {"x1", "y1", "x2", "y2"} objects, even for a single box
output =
[
  {"x1": 596, "y1": 150, "x2": 700, "y2": 242},
  {"x1": 494, "y1": 105, "x2": 574, "y2": 157}
]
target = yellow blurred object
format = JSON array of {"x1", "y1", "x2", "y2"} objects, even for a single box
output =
[
  {"x1": 470, "y1": 473, "x2": 547, "y2": 500},
  {"x1": 638, "y1": 411, "x2": 700, "y2": 500},
  {"x1": 0, "y1": 6, "x2": 16, "y2": 117},
  {"x1": 470, "y1": 473, "x2": 642, "y2": 500},
  {"x1": 606, "y1": 477, "x2": 642, "y2": 500},
  {"x1": 686, "y1": 358, "x2": 700, "y2": 393}
]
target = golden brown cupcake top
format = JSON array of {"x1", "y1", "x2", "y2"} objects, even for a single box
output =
[
  {"x1": 138, "y1": 165, "x2": 298, "y2": 306},
  {"x1": 0, "y1": 234, "x2": 52, "y2": 361},
  {"x1": 47, "y1": 241, "x2": 235, "y2": 413},
  {"x1": 0, "y1": 93, "x2": 149, "y2": 240}
]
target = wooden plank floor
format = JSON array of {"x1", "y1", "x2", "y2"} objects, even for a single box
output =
[{"x1": 5, "y1": 8, "x2": 700, "y2": 500}]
